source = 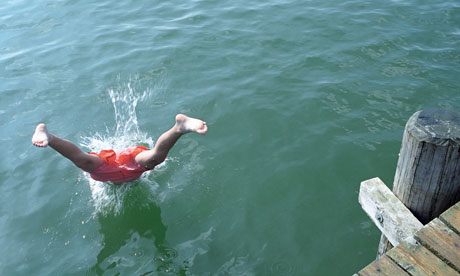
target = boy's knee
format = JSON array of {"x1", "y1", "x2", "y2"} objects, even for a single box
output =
[
  {"x1": 74, "y1": 155, "x2": 101, "y2": 172},
  {"x1": 74, "y1": 159, "x2": 92, "y2": 170},
  {"x1": 151, "y1": 155, "x2": 165, "y2": 167}
]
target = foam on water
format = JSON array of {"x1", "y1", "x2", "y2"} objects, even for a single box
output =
[{"x1": 79, "y1": 77, "x2": 163, "y2": 216}]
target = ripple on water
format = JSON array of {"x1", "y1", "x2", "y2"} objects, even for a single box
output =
[{"x1": 269, "y1": 259, "x2": 295, "y2": 276}]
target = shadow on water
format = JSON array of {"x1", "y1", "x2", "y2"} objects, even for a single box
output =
[{"x1": 88, "y1": 182, "x2": 186, "y2": 276}]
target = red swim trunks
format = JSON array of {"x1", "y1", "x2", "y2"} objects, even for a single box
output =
[{"x1": 89, "y1": 146, "x2": 151, "y2": 183}]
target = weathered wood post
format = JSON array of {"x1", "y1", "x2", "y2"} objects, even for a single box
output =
[{"x1": 377, "y1": 109, "x2": 460, "y2": 257}]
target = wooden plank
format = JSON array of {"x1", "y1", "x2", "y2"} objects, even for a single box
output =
[
  {"x1": 387, "y1": 240, "x2": 459, "y2": 276},
  {"x1": 440, "y1": 201, "x2": 460, "y2": 236},
  {"x1": 415, "y1": 218, "x2": 460, "y2": 273},
  {"x1": 359, "y1": 178, "x2": 423, "y2": 247},
  {"x1": 358, "y1": 255, "x2": 410, "y2": 276}
]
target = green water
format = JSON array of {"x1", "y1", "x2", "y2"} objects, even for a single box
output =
[{"x1": 1, "y1": 0, "x2": 459, "y2": 275}]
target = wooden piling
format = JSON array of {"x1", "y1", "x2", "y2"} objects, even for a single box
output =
[{"x1": 377, "y1": 109, "x2": 460, "y2": 257}]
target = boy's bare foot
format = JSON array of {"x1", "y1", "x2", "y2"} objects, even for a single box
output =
[
  {"x1": 32, "y1": 123, "x2": 52, "y2": 147},
  {"x1": 175, "y1": 114, "x2": 208, "y2": 135}
]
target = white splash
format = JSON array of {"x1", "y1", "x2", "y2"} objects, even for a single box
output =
[
  {"x1": 87, "y1": 178, "x2": 160, "y2": 215},
  {"x1": 80, "y1": 76, "x2": 164, "y2": 216}
]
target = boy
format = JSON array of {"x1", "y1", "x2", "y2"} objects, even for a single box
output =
[{"x1": 32, "y1": 114, "x2": 208, "y2": 183}]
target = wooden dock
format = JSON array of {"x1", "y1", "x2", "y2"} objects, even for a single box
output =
[
  {"x1": 356, "y1": 179, "x2": 460, "y2": 276},
  {"x1": 355, "y1": 110, "x2": 460, "y2": 275}
]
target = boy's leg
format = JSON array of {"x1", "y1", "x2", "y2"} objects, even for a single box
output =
[
  {"x1": 135, "y1": 114, "x2": 208, "y2": 169},
  {"x1": 32, "y1": 124, "x2": 103, "y2": 172}
]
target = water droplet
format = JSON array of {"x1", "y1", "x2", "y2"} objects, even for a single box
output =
[
  {"x1": 163, "y1": 248, "x2": 178, "y2": 261},
  {"x1": 270, "y1": 260, "x2": 294, "y2": 276}
]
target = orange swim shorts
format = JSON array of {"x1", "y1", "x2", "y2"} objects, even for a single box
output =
[{"x1": 89, "y1": 146, "x2": 151, "y2": 183}]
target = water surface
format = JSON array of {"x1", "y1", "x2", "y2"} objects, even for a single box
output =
[{"x1": 1, "y1": 0, "x2": 459, "y2": 275}]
